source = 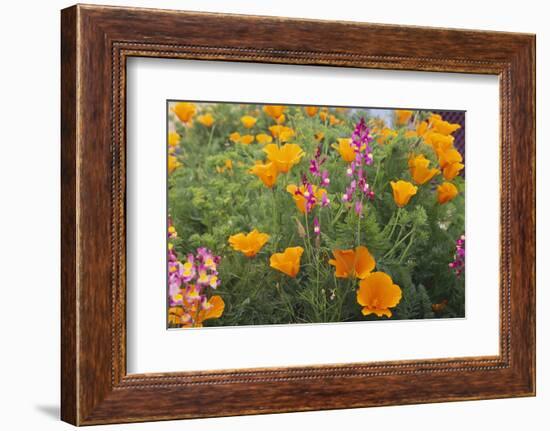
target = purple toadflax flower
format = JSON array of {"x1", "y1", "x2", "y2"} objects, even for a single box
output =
[
  {"x1": 341, "y1": 118, "x2": 375, "y2": 216},
  {"x1": 449, "y1": 234, "x2": 465, "y2": 277}
]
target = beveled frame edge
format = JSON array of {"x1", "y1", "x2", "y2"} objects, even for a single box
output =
[{"x1": 61, "y1": 4, "x2": 535, "y2": 426}]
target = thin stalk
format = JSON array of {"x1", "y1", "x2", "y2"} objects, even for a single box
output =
[
  {"x1": 383, "y1": 227, "x2": 415, "y2": 259},
  {"x1": 398, "y1": 228, "x2": 416, "y2": 264},
  {"x1": 304, "y1": 212, "x2": 321, "y2": 319},
  {"x1": 330, "y1": 202, "x2": 346, "y2": 227},
  {"x1": 278, "y1": 283, "x2": 296, "y2": 323},
  {"x1": 372, "y1": 158, "x2": 383, "y2": 191},
  {"x1": 393, "y1": 223, "x2": 405, "y2": 246},
  {"x1": 387, "y1": 208, "x2": 402, "y2": 240},
  {"x1": 303, "y1": 212, "x2": 312, "y2": 261},
  {"x1": 314, "y1": 216, "x2": 322, "y2": 319},
  {"x1": 331, "y1": 274, "x2": 342, "y2": 322},
  {"x1": 206, "y1": 125, "x2": 216, "y2": 152},
  {"x1": 356, "y1": 195, "x2": 365, "y2": 246},
  {"x1": 271, "y1": 188, "x2": 279, "y2": 250}
]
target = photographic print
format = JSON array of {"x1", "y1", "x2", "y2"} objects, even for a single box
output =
[{"x1": 167, "y1": 101, "x2": 465, "y2": 328}]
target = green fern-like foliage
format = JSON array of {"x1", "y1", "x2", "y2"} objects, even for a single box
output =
[{"x1": 395, "y1": 283, "x2": 435, "y2": 320}]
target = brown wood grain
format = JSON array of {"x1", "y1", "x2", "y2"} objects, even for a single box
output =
[
  {"x1": 60, "y1": 5, "x2": 78, "y2": 425},
  {"x1": 60, "y1": 4, "x2": 536, "y2": 425}
]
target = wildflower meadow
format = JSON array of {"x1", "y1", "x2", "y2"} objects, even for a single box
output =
[{"x1": 167, "y1": 101, "x2": 465, "y2": 328}]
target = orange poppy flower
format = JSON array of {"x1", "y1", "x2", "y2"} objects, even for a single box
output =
[
  {"x1": 241, "y1": 115, "x2": 257, "y2": 129},
  {"x1": 425, "y1": 132, "x2": 455, "y2": 154},
  {"x1": 171, "y1": 102, "x2": 196, "y2": 124},
  {"x1": 268, "y1": 125, "x2": 295, "y2": 142},
  {"x1": 197, "y1": 295, "x2": 225, "y2": 323},
  {"x1": 442, "y1": 162, "x2": 464, "y2": 180},
  {"x1": 270, "y1": 246, "x2": 304, "y2": 278},
  {"x1": 286, "y1": 184, "x2": 327, "y2": 213},
  {"x1": 428, "y1": 113, "x2": 442, "y2": 124},
  {"x1": 438, "y1": 147, "x2": 463, "y2": 168},
  {"x1": 168, "y1": 154, "x2": 182, "y2": 174},
  {"x1": 240, "y1": 134, "x2": 255, "y2": 145},
  {"x1": 376, "y1": 127, "x2": 398, "y2": 144},
  {"x1": 314, "y1": 132, "x2": 325, "y2": 141},
  {"x1": 329, "y1": 246, "x2": 376, "y2": 279},
  {"x1": 305, "y1": 106, "x2": 319, "y2": 117},
  {"x1": 229, "y1": 132, "x2": 241, "y2": 144},
  {"x1": 168, "y1": 131, "x2": 180, "y2": 148},
  {"x1": 437, "y1": 182, "x2": 459, "y2": 204},
  {"x1": 333, "y1": 138, "x2": 355, "y2": 162},
  {"x1": 228, "y1": 229, "x2": 270, "y2": 257},
  {"x1": 408, "y1": 154, "x2": 440, "y2": 185},
  {"x1": 416, "y1": 121, "x2": 429, "y2": 137},
  {"x1": 357, "y1": 271, "x2": 402, "y2": 318},
  {"x1": 168, "y1": 306, "x2": 191, "y2": 326},
  {"x1": 438, "y1": 148, "x2": 464, "y2": 180},
  {"x1": 329, "y1": 115, "x2": 341, "y2": 126},
  {"x1": 395, "y1": 109, "x2": 413, "y2": 125},
  {"x1": 255, "y1": 133, "x2": 273, "y2": 144},
  {"x1": 197, "y1": 113, "x2": 215, "y2": 127},
  {"x1": 390, "y1": 180, "x2": 418, "y2": 207},
  {"x1": 264, "y1": 143, "x2": 304, "y2": 173},
  {"x1": 429, "y1": 115, "x2": 461, "y2": 135},
  {"x1": 169, "y1": 294, "x2": 225, "y2": 328},
  {"x1": 443, "y1": 163, "x2": 464, "y2": 181},
  {"x1": 263, "y1": 105, "x2": 286, "y2": 123},
  {"x1": 250, "y1": 161, "x2": 279, "y2": 188}
]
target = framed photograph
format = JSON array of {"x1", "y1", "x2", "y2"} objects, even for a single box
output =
[{"x1": 61, "y1": 4, "x2": 536, "y2": 425}]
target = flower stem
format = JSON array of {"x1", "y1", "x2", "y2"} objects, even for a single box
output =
[
  {"x1": 388, "y1": 208, "x2": 402, "y2": 240},
  {"x1": 206, "y1": 125, "x2": 216, "y2": 152},
  {"x1": 356, "y1": 195, "x2": 364, "y2": 246},
  {"x1": 271, "y1": 188, "x2": 279, "y2": 250},
  {"x1": 277, "y1": 280, "x2": 296, "y2": 323},
  {"x1": 383, "y1": 227, "x2": 414, "y2": 259},
  {"x1": 398, "y1": 228, "x2": 416, "y2": 264},
  {"x1": 372, "y1": 157, "x2": 383, "y2": 191},
  {"x1": 303, "y1": 211, "x2": 309, "y2": 244},
  {"x1": 303, "y1": 213, "x2": 314, "y2": 264},
  {"x1": 330, "y1": 202, "x2": 346, "y2": 227},
  {"x1": 394, "y1": 223, "x2": 405, "y2": 246}
]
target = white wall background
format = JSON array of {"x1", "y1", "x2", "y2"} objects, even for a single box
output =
[{"x1": 0, "y1": 0, "x2": 546, "y2": 429}]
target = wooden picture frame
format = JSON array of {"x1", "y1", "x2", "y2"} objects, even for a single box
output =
[{"x1": 61, "y1": 4, "x2": 536, "y2": 425}]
